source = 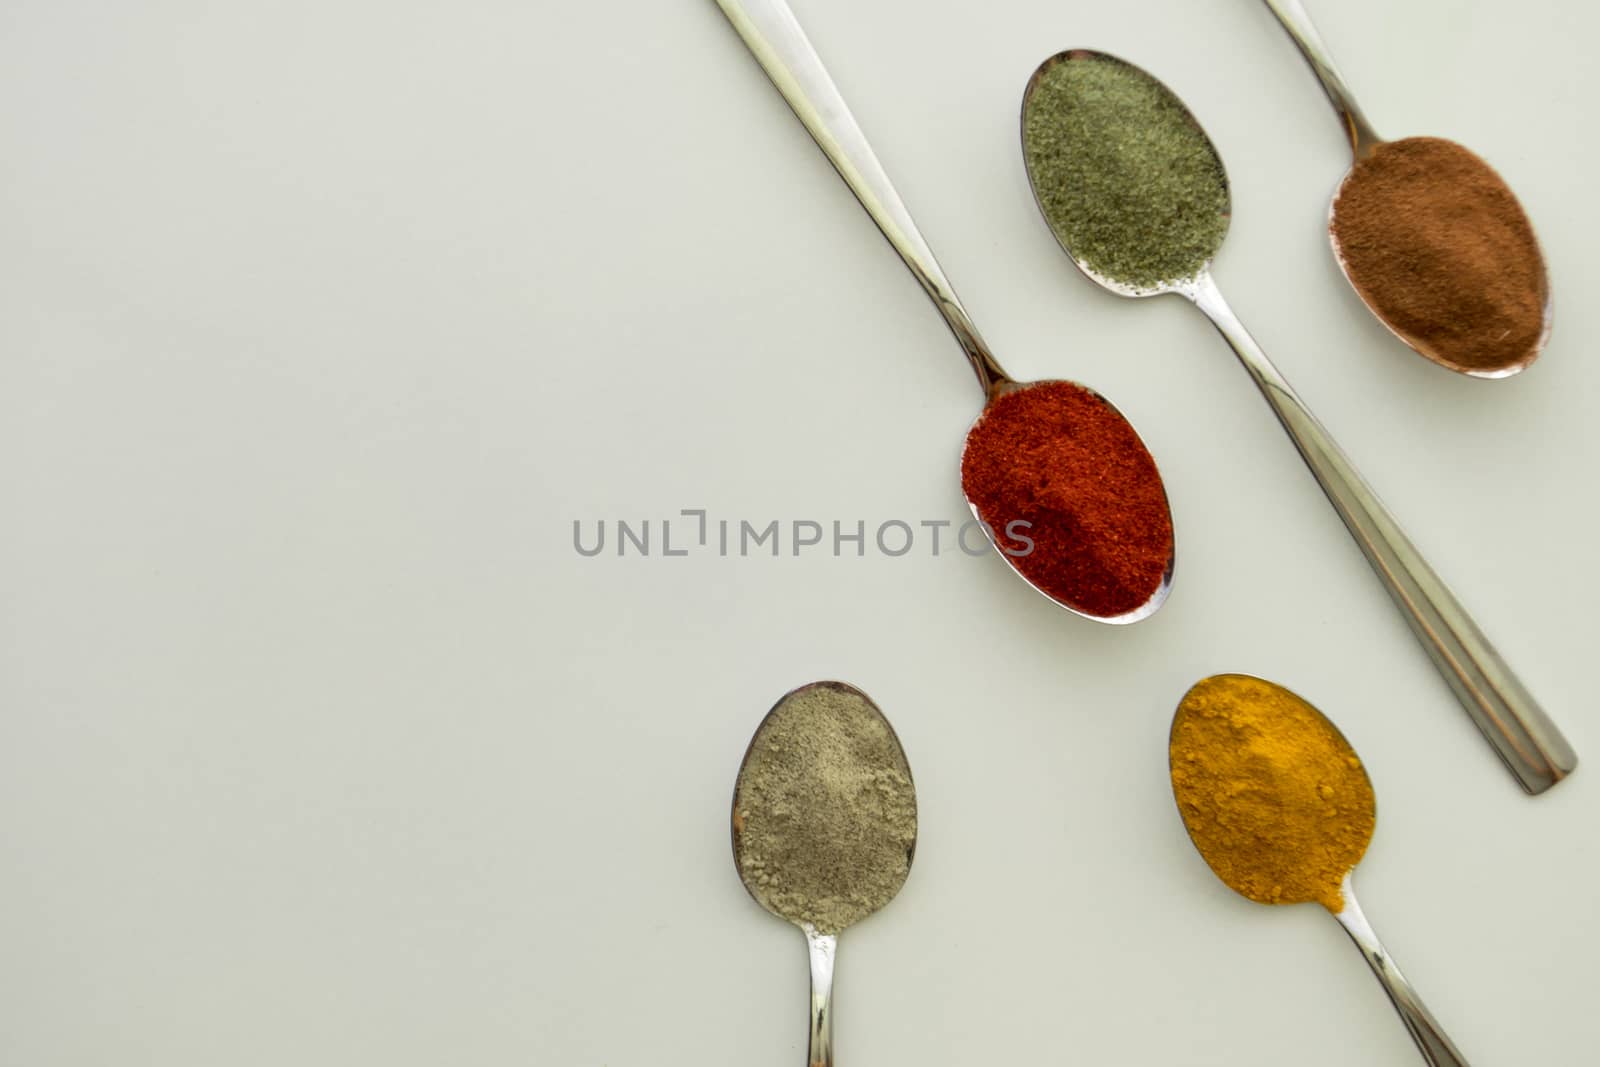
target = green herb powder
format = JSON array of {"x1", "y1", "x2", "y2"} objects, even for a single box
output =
[
  {"x1": 732, "y1": 683, "x2": 916, "y2": 935},
  {"x1": 1023, "y1": 53, "x2": 1230, "y2": 288}
]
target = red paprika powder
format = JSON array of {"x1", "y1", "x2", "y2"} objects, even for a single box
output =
[{"x1": 960, "y1": 381, "x2": 1172, "y2": 618}]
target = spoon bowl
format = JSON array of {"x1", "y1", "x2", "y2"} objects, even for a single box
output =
[
  {"x1": 1325, "y1": 137, "x2": 1553, "y2": 379},
  {"x1": 1169, "y1": 674, "x2": 1374, "y2": 911},
  {"x1": 1019, "y1": 48, "x2": 1575, "y2": 793},
  {"x1": 961, "y1": 376, "x2": 1175, "y2": 624},
  {"x1": 731, "y1": 680, "x2": 918, "y2": 932},
  {"x1": 715, "y1": 0, "x2": 1175, "y2": 624},
  {"x1": 1021, "y1": 49, "x2": 1231, "y2": 302}
]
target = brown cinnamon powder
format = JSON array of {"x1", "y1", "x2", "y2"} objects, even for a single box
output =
[{"x1": 1330, "y1": 137, "x2": 1547, "y2": 373}]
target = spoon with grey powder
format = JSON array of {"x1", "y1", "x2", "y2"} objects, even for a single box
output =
[
  {"x1": 1019, "y1": 50, "x2": 1575, "y2": 795},
  {"x1": 731, "y1": 681, "x2": 917, "y2": 1067}
]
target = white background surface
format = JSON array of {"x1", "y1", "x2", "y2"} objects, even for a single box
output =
[{"x1": 2, "y1": 0, "x2": 1596, "y2": 1063}]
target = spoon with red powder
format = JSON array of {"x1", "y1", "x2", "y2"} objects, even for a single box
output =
[
  {"x1": 1263, "y1": 0, "x2": 1551, "y2": 378},
  {"x1": 714, "y1": 0, "x2": 1175, "y2": 623}
]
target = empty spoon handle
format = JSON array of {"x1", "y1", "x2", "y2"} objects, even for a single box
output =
[
  {"x1": 712, "y1": 0, "x2": 1011, "y2": 395},
  {"x1": 805, "y1": 928, "x2": 837, "y2": 1067},
  {"x1": 1261, "y1": 0, "x2": 1382, "y2": 155},
  {"x1": 1336, "y1": 881, "x2": 1471, "y2": 1066},
  {"x1": 1190, "y1": 274, "x2": 1576, "y2": 794}
]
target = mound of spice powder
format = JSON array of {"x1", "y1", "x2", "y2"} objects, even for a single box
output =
[
  {"x1": 1331, "y1": 137, "x2": 1547, "y2": 373},
  {"x1": 1169, "y1": 674, "x2": 1376, "y2": 913},
  {"x1": 732, "y1": 683, "x2": 917, "y2": 935},
  {"x1": 1023, "y1": 52, "x2": 1230, "y2": 289},
  {"x1": 960, "y1": 381, "x2": 1172, "y2": 618}
]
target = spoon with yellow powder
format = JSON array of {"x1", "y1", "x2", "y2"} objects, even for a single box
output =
[
  {"x1": 1170, "y1": 674, "x2": 1470, "y2": 1066},
  {"x1": 731, "y1": 681, "x2": 918, "y2": 1067}
]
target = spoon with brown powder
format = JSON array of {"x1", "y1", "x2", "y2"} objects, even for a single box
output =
[
  {"x1": 1262, "y1": 0, "x2": 1551, "y2": 378},
  {"x1": 731, "y1": 681, "x2": 917, "y2": 1067},
  {"x1": 1170, "y1": 674, "x2": 1472, "y2": 1066},
  {"x1": 712, "y1": 0, "x2": 1175, "y2": 624}
]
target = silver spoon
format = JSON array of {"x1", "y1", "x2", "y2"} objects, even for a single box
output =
[
  {"x1": 1170, "y1": 674, "x2": 1472, "y2": 1066},
  {"x1": 713, "y1": 0, "x2": 1175, "y2": 624},
  {"x1": 1262, "y1": 0, "x2": 1551, "y2": 378},
  {"x1": 1021, "y1": 51, "x2": 1575, "y2": 793},
  {"x1": 731, "y1": 681, "x2": 918, "y2": 1067}
]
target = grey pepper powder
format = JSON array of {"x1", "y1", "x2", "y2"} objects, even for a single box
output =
[{"x1": 732, "y1": 683, "x2": 917, "y2": 934}]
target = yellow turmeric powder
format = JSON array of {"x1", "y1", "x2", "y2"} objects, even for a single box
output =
[{"x1": 1169, "y1": 674, "x2": 1376, "y2": 912}]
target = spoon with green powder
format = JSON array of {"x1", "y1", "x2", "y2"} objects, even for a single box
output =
[
  {"x1": 1020, "y1": 50, "x2": 1575, "y2": 795},
  {"x1": 731, "y1": 681, "x2": 917, "y2": 1067},
  {"x1": 1170, "y1": 674, "x2": 1471, "y2": 1066},
  {"x1": 712, "y1": 0, "x2": 1176, "y2": 624}
]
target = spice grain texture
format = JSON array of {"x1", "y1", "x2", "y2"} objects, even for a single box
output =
[
  {"x1": 1332, "y1": 137, "x2": 1547, "y2": 373},
  {"x1": 1024, "y1": 52, "x2": 1230, "y2": 288},
  {"x1": 960, "y1": 381, "x2": 1172, "y2": 618},
  {"x1": 1170, "y1": 674, "x2": 1376, "y2": 912},
  {"x1": 733, "y1": 683, "x2": 916, "y2": 934}
]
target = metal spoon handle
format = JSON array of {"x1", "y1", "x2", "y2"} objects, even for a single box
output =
[
  {"x1": 1336, "y1": 882, "x2": 1471, "y2": 1066},
  {"x1": 713, "y1": 0, "x2": 1010, "y2": 395},
  {"x1": 1190, "y1": 274, "x2": 1576, "y2": 794},
  {"x1": 1260, "y1": 0, "x2": 1382, "y2": 155},
  {"x1": 805, "y1": 929, "x2": 837, "y2": 1067}
]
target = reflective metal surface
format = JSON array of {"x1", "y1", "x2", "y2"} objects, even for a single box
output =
[
  {"x1": 1337, "y1": 874, "x2": 1471, "y2": 1066},
  {"x1": 713, "y1": 0, "x2": 1174, "y2": 624},
  {"x1": 1189, "y1": 274, "x2": 1574, "y2": 793},
  {"x1": 1022, "y1": 51, "x2": 1575, "y2": 793},
  {"x1": 804, "y1": 928, "x2": 837, "y2": 1067},
  {"x1": 713, "y1": 0, "x2": 1007, "y2": 397},
  {"x1": 1262, "y1": 0, "x2": 1381, "y2": 157}
]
